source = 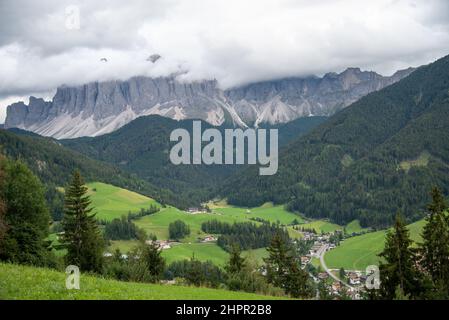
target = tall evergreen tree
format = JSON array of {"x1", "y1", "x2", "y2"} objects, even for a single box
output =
[
  {"x1": 0, "y1": 158, "x2": 50, "y2": 265},
  {"x1": 285, "y1": 260, "x2": 312, "y2": 298},
  {"x1": 225, "y1": 243, "x2": 246, "y2": 274},
  {"x1": 264, "y1": 231, "x2": 311, "y2": 298},
  {"x1": 186, "y1": 254, "x2": 204, "y2": 286},
  {"x1": 0, "y1": 198, "x2": 6, "y2": 245},
  {"x1": 61, "y1": 171, "x2": 103, "y2": 272},
  {"x1": 264, "y1": 232, "x2": 292, "y2": 288},
  {"x1": 0, "y1": 158, "x2": 8, "y2": 247},
  {"x1": 140, "y1": 241, "x2": 165, "y2": 283},
  {"x1": 378, "y1": 213, "x2": 422, "y2": 299},
  {"x1": 419, "y1": 187, "x2": 449, "y2": 295}
]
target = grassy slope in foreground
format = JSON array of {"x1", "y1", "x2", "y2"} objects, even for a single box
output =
[
  {"x1": 87, "y1": 182, "x2": 160, "y2": 221},
  {"x1": 0, "y1": 263, "x2": 282, "y2": 300},
  {"x1": 324, "y1": 219, "x2": 425, "y2": 271}
]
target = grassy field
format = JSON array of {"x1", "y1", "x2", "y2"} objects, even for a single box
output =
[
  {"x1": 109, "y1": 241, "x2": 268, "y2": 267},
  {"x1": 299, "y1": 220, "x2": 343, "y2": 234},
  {"x1": 0, "y1": 263, "x2": 282, "y2": 300},
  {"x1": 162, "y1": 243, "x2": 229, "y2": 266},
  {"x1": 399, "y1": 151, "x2": 430, "y2": 173},
  {"x1": 87, "y1": 182, "x2": 159, "y2": 221},
  {"x1": 242, "y1": 248, "x2": 268, "y2": 265},
  {"x1": 211, "y1": 202, "x2": 304, "y2": 225},
  {"x1": 344, "y1": 220, "x2": 369, "y2": 234},
  {"x1": 134, "y1": 207, "x2": 245, "y2": 243},
  {"x1": 134, "y1": 202, "x2": 305, "y2": 242},
  {"x1": 324, "y1": 219, "x2": 425, "y2": 271}
]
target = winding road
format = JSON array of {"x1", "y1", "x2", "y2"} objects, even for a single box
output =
[{"x1": 318, "y1": 244, "x2": 353, "y2": 289}]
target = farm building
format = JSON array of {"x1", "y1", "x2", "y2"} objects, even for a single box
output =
[{"x1": 201, "y1": 235, "x2": 217, "y2": 243}]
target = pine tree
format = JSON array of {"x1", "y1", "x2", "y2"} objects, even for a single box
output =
[
  {"x1": 339, "y1": 267, "x2": 346, "y2": 282},
  {"x1": 285, "y1": 260, "x2": 312, "y2": 298},
  {"x1": 61, "y1": 171, "x2": 103, "y2": 273},
  {"x1": 264, "y1": 232, "x2": 292, "y2": 288},
  {"x1": 0, "y1": 197, "x2": 6, "y2": 244},
  {"x1": 0, "y1": 158, "x2": 8, "y2": 247},
  {"x1": 264, "y1": 231, "x2": 311, "y2": 298},
  {"x1": 186, "y1": 254, "x2": 204, "y2": 286},
  {"x1": 225, "y1": 243, "x2": 246, "y2": 274},
  {"x1": 0, "y1": 158, "x2": 50, "y2": 265},
  {"x1": 378, "y1": 213, "x2": 421, "y2": 299},
  {"x1": 419, "y1": 187, "x2": 449, "y2": 295},
  {"x1": 140, "y1": 241, "x2": 165, "y2": 283}
]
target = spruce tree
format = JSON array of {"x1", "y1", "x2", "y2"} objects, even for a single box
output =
[
  {"x1": 225, "y1": 243, "x2": 246, "y2": 274},
  {"x1": 61, "y1": 171, "x2": 104, "y2": 272},
  {"x1": 264, "y1": 231, "x2": 311, "y2": 298},
  {"x1": 264, "y1": 232, "x2": 292, "y2": 288},
  {"x1": 378, "y1": 213, "x2": 421, "y2": 299},
  {"x1": 186, "y1": 254, "x2": 204, "y2": 286},
  {"x1": 140, "y1": 241, "x2": 165, "y2": 283},
  {"x1": 419, "y1": 187, "x2": 449, "y2": 295},
  {"x1": 0, "y1": 158, "x2": 50, "y2": 265},
  {"x1": 0, "y1": 198, "x2": 6, "y2": 244},
  {"x1": 285, "y1": 260, "x2": 312, "y2": 298},
  {"x1": 0, "y1": 159, "x2": 8, "y2": 246}
]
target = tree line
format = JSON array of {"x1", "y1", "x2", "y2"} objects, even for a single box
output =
[
  {"x1": 201, "y1": 220, "x2": 290, "y2": 251},
  {"x1": 373, "y1": 187, "x2": 449, "y2": 299}
]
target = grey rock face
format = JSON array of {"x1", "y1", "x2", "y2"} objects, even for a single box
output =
[{"x1": 5, "y1": 68, "x2": 414, "y2": 139}]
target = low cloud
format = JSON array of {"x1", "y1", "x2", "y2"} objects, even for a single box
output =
[{"x1": 1, "y1": 0, "x2": 449, "y2": 122}]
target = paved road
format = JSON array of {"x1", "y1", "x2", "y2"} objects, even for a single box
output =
[{"x1": 318, "y1": 244, "x2": 353, "y2": 289}]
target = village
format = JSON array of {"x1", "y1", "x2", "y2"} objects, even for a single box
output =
[
  {"x1": 100, "y1": 205, "x2": 370, "y2": 300},
  {"x1": 297, "y1": 229, "x2": 369, "y2": 300}
]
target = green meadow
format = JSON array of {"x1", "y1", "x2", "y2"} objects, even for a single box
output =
[
  {"x1": 109, "y1": 240, "x2": 268, "y2": 267},
  {"x1": 162, "y1": 243, "x2": 229, "y2": 266},
  {"x1": 299, "y1": 220, "x2": 343, "y2": 233},
  {"x1": 324, "y1": 219, "x2": 425, "y2": 271},
  {"x1": 211, "y1": 202, "x2": 304, "y2": 225},
  {"x1": 344, "y1": 220, "x2": 369, "y2": 234},
  {"x1": 0, "y1": 263, "x2": 281, "y2": 300},
  {"x1": 86, "y1": 182, "x2": 159, "y2": 221},
  {"x1": 77, "y1": 182, "x2": 425, "y2": 271}
]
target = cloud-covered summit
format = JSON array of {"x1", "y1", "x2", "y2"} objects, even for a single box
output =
[{"x1": 1, "y1": 0, "x2": 449, "y2": 122}]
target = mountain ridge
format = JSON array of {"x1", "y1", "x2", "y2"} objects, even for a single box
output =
[
  {"x1": 219, "y1": 55, "x2": 449, "y2": 228},
  {"x1": 4, "y1": 67, "x2": 414, "y2": 139}
]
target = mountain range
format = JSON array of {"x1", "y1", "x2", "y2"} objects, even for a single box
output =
[
  {"x1": 221, "y1": 54, "x2": 449, "y2": 228},
  {"x1": 2, "y1": 55, "x2": 448, "y2": 229},
  {"x1": 0, "y1": 115, "x2": 326, "y2": 215},
  {"x1": 4, "y1": 67, "x2": 413, "y2": 139}
]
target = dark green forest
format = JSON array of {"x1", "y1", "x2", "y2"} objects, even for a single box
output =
[
  {"x1": 60, "y1": 115, "x2": 325, "y2": 208},
  {"x1": 221, "y1": 54, "x2": 449, "y2": 228},
  {"x1": 0, "y1": 129, "x2": 180, "y2": 218},
  {"x1": 201, "y1": 220, "x2": 290, "y2": 251}
]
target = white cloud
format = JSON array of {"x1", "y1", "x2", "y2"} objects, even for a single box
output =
[{"x1": 1, "y1": 0, "x2": 449, "y2": 122}]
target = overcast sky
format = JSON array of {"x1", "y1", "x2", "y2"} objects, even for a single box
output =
[{"x1": 1, "y1": 0, "x2": 449, "y2": 123}]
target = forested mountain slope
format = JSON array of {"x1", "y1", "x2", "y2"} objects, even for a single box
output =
[
  {"x1": 0, "y1": 129, "x2": 179, "y2": 218},
  {"x1": 61, "y1": 115, "x2": 325, "y2": 206},
  {"x1": 220, "y1": 55, "x2": 449, "y2": 228}
]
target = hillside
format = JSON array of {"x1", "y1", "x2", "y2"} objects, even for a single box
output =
[
  {"x1": 0, "y1": 128, "x2": 179, "y2": 218},
  {"x1": 61, "y1": 115, "x2": 325, "y2": 207},
  {"x1": 221, "y1": 54, "x2": 449, "y2": 227},
  {"x1": 86, "y1": 182, "x2": 160, "y2": 221},
  {"x1": 0, "y1": 263, "x2": 281, "y2": 300},
  {"x1": 324, "y1": 219, "x2": 425, "y2": 270},
  {"x1": 62, "y1": 116, "x2": 234, "y2": 207}
]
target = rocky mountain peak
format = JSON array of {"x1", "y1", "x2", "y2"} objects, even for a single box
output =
[{"x1": 4, "y1": 67, "x2": 415, "y2": 139}]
